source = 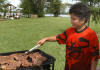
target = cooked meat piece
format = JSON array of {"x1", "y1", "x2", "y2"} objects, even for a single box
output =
[
  {"x1": 28, "y1": 52, "x2": 47, "y2": 66},
  {"x1": 0, "y1": 61, "x2": 21, "y2": 70},
  {"x1": 0, "y1": 56, "x2": 12, "y2": 65},
  {"x1": 21, "y1": 59, "x2": 32, "y2": 67},
  {"x1": 0, "y1": 52, "x2": 47, "y2": 70},
  {"x1": 9, "y1": 53, "x2": 21, "y2": 61},
  {"x1": 9, "y1": 53, "x2": 28, "y2": 61}
]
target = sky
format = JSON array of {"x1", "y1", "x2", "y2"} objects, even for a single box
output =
[
  {"x1": 7, "y1": 0, "x2": 79, "y2": 8},
  {"x1": 7, "y1": 0, "x2": 21, "y2": 7}
]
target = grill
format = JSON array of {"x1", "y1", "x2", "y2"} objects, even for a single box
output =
[{"x1": 0, "y1": 49, "x2": 56, "y2": 70}]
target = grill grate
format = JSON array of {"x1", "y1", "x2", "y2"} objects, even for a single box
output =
[
  {"x1": 0, "y1": 49, "x2": 55, "y2": 70},
  {"x1": 16, "y1": 66, "x2": 43, "y2": 70},
  {"x1": 16, "y1": 65, "x2": 50, "y2": 70}
]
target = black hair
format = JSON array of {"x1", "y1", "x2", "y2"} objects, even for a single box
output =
[{"x1": 69, "y1": 2, "x2": 91, "y2": 25}]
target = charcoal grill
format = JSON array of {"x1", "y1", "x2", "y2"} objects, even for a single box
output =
[{"x1": 0, "y1": 49, "x2": 56, "y2": 70}]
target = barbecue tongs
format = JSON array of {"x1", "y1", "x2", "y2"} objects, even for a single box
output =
[{"x1": 24, "y1": 44, "x2": 40, "y2": 55}]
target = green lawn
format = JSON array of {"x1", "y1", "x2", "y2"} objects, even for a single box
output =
[{"x1": 0, "y1": 17, "x2": 100, "y2": 70}]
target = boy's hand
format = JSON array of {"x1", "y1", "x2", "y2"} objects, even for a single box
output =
[
  {"x1": 37, "y1": 36, "x2": 56, "y2": 46},
  {"x1": 37, "y1": 38, "x2": 47, "y2": 46}
]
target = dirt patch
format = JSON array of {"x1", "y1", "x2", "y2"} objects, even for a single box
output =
[{"x1": 0, "y1": 18, "x2": 5, "y2": 21}]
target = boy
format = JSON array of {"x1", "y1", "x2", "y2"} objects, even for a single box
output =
[{"x1": 37, "y1": 3, "x2": 99, "y2": 70}]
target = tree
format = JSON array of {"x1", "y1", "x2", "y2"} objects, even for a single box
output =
[
  {"x1": 20, "y1": 0, "x2": 30, "y2": 16},
  {"x1": 60, "y1": 3, "x2": 67, "y2": 14},
  {"x1": 50, "y1": 0, "x2": 62, "y2": 17},
  {"x1": 76, "y1": 0, "x2": 100, "y2": 24},
  {"x1": 2, "y1": 4, "x2": 8, "y2": 17},
  {"x1": 0, "y1": 0, "x2": 5, "y2": 12},
  {"x1": 20, "y1": 0, "x2": 46, "y2": 17},
  {"x1": 60, "y1": 3, "x2": 72, "y2": 14},
  {"x1": 0, "y1": 0, "x2": 7, "y2": 18},
  {"x1": 45, "y1": 1, "x2": 71, "y2": 15}
]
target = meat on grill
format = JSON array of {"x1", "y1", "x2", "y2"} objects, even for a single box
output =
[{"x1": 0, "y1": 52, "x2": 47, "y2": 70}]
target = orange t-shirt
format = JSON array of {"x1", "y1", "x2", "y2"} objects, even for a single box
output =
[{"x1": 56, "y1": 26, "x2": 99, "y2": 70}]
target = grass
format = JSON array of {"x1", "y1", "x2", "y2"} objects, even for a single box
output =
[{"x1": 0, "y1": 17, "x2": 100, "y2": 70}]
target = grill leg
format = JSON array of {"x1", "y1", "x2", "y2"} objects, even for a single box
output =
[
  {"x1": 42, "y1": 64, "x2": 50, "y2": 70},
  {"x1": 52, "y1": 62, "x2": 55, "y2": 70}
]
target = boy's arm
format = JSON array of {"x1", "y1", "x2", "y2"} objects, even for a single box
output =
[
  {"x1": 37, "y1": 36, "x2": 56, "y2": 46},
  {"x1": 91, "y1": 60, "x2": 98, "y2": 70}
]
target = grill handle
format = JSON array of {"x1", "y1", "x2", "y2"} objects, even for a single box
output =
[{"x1": 25, "y1": 44, "x2": 40, "y2": 54}]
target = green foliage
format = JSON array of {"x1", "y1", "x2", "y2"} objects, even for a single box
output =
[
  {"x1": 50, "y1": 0, "x2": 62, "y2": 17},
  {"x1": 20, "y1": 0, "x2": 31, "y2": 14},
  {"x1": 0, "y1": 0, "x2": 7, "y2": 18},
  {"x1": 91, "y1": 7, "x2": 100, "y2": 24},
  {"x1": 60, "y1": 3, "x2": 67, "y2": 14},
  {"x1": 0, "y1": 0, "x2": 4, "y2": 5},
  {"x1": 20, "y1": 0, "x2": 46, "y2": 17},
  {"x1": 45, "y1": 2, "x2": 71, "y2": 15},
  {"x1": 0, "y1": 0, "x2": 5, "y2": 12},
  {"x1": 79, "y1": 0, "x2": 100, "y2": 23},
  {"x1": 2, "y1": 4, "x2": 9, "y2": 17}
]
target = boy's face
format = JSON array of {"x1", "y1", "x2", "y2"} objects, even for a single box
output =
[{"x1": 70, "y1": 13, "x2": 85, "y2": 29}]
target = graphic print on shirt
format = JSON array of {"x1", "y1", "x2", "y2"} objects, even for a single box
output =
[{"x1": 66, "y1": 37, "x2": 89, "y2": 70}]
